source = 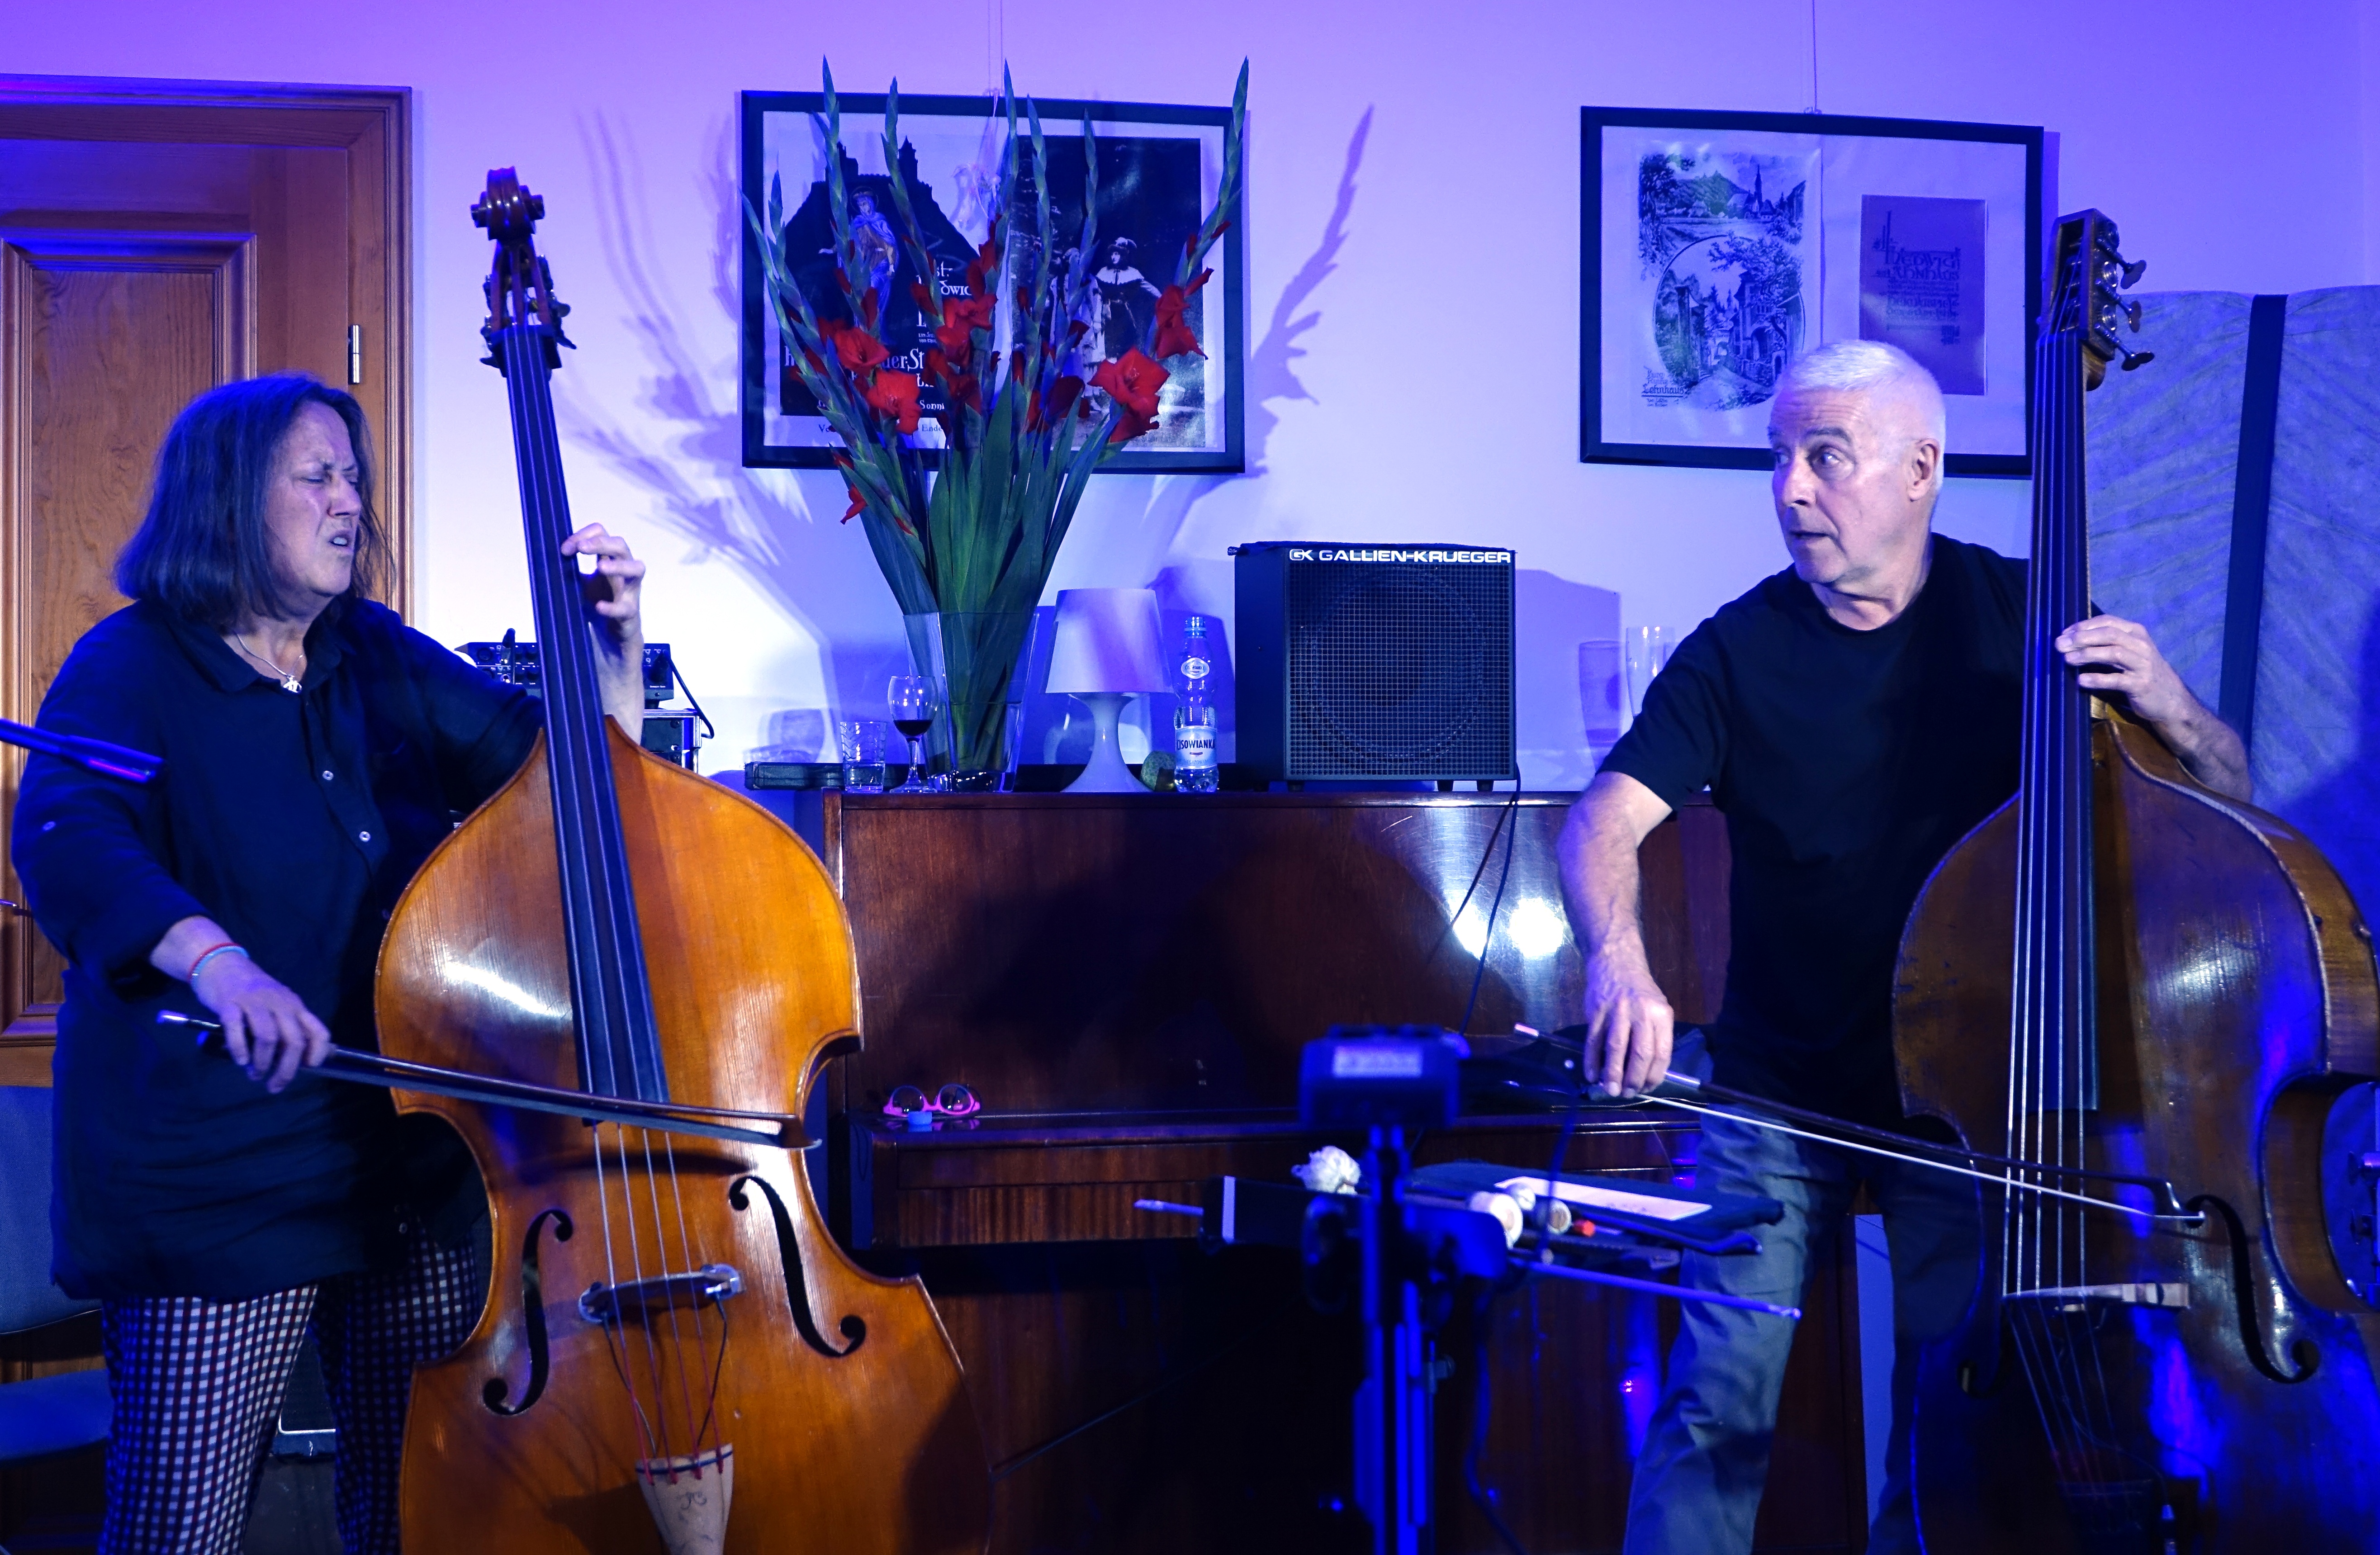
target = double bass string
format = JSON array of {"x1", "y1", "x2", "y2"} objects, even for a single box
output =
[
  {"x1": 2012, "y1": 227, "x2": 2139, "y2": 1508},
  {"x1": 660, "y1": 1134, "x2": 732, "y2": 1463},
  {"x1": 635, "y1": 1124, "x2": 709, "y2": 1466},
  {"x1": 2007, "y1": 258, "x2": 2095, "y2": 1489},
  {"x1": 2048, "y1": 311, "x2": 2108, "y2": 1484},
  {"x1": 503, "y1": 314, "x2": 714, "y2": 1476}
]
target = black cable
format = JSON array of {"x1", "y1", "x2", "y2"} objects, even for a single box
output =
[
  {"x1": 1432, "y1": 793, "x2": 1517, "y2": 971},
  {"x1": 665, "y1": 658, "x2": 715, "y2": 738},
  {"x1": 1456, "y1": 785, "x2": 1523, "y2": 1036}
]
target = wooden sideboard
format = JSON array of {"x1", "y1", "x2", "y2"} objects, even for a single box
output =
[
  {"x1": 819, "y1": 790, "x2": 1873, "y2": 1555},
  {"x1": 0, "y1": 787, "x2": 1871, "y2": 1553}
]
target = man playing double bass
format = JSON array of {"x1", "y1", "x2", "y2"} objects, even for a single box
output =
[{"x1": 1555, "y1": 338, "x2": 2249, "y2": 1554}]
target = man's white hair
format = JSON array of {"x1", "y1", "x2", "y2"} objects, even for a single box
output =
[{"x1": 1777, "y1": 340, "x2": 1948, "y2": 445}]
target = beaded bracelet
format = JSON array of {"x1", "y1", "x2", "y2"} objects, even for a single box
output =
[{"x1": 187, "y1": 943, "x2": 249, "y2": 981}]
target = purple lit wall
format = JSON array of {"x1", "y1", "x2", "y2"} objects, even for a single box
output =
[{"x1": 6, "y1": 0, "x2": 2376, "y2": 777}]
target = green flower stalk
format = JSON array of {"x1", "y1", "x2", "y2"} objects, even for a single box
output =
[{"x1": 744, "y1": 60, "x2": 1247, "y2": 773}]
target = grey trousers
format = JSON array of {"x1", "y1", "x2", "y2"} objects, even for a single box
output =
[{"x1": 1621, "y1": 1040, "x2": 1980, "y2": 1555}]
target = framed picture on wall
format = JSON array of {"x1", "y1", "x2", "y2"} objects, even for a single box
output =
[
  {"x1": 1579, "y1": 108, "x2": 2044, "y2": 477},
  {"x1": 739, "y1": 89, "x2": 1245, "y2": 473}
]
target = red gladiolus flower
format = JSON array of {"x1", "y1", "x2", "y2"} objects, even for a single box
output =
[
  {"x1": 822, "y1": 318, "x2": 891, "y2": 374},
  {"x1": 1090, "y1": 348, "x2": 1168, "y2": 419},
  {"x1": 965, "y1": 234, "x2": 1000, "y2": 297},
  {"x1": 863, "y1": 370, "x2": 924, "y2": 434},
  {"x1": 1046, "y1": 375, "x2": 1084, "y2": 422},
  {"x1": 840, "y1": 482, "x2": 867, "y2": 522},
  {"x1": 934, "y1": 292, "x2": 993, "y2": 361},
  {"x1": 948, "y1": 373, "x2": 983, "y2": 413},
  {"x1": 1152, "y1": 269, "x2": 1211, "y2": 360},
  {"x1": 911, "y1": 281, "x2": 938, "y2": 315},
  {"x1": 1092, "y1": 349, "x2": 1169, "y2": 444}
]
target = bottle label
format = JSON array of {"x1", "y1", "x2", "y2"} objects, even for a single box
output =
[
  {"x1": 1181, "y1": 656, "x2": 1211, "y2": 683},
  {"x1": 1176, "y1": 725, "x2": 1217, "y2": 769}
]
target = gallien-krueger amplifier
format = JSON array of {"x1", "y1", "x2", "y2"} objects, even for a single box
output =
[{"x1": 1232, "y1": 541, "x2": 1516, "y2": 785}]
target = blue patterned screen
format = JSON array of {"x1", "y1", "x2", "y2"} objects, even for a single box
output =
[{"x1": 2088, "y1": 286, "x2": 2380, "y2": 919}]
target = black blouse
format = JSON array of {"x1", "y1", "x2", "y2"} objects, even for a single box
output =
[{"x1": 14, "y1": 598, "x2": 537, "y2": 1300}]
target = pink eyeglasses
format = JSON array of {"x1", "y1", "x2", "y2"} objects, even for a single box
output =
[{"x1": 883, "y1": 1083, "x2": 981, "y2": 1121}]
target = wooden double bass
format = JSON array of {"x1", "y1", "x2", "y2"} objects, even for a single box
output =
[
  {"x1": 1895, "y1": 210, "x2": 2380, "y2": 1549},
  {"x1": 373, "y1": 171, "x2": 989, "y2": 1553}
]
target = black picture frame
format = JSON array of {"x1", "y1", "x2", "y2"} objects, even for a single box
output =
[
  {"x1": 1580, "y1": 107, "x2": 2044, "y2": 478},
  {"x1": 740, "y1": 90, "x2": 1245, "y2": 474}
]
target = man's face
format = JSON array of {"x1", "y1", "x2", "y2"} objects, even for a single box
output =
[{"x1": 1767, "y1": 385, "x2": 1938, "y2": 593}]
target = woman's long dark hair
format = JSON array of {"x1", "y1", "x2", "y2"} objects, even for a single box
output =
[{"x1": 114, "y1": 375, "x2": 387, "y2": 627}]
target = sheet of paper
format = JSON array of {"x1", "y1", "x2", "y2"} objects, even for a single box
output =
[
  {"x1": 1858, "y1": 193, "x2": 1987, "y2": 394},
  {"x1": 1496, "y1": 1175, "x2": 1711, "y2": 1221}
]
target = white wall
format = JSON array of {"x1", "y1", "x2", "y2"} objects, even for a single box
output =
[{"x1": 7, "y1": 0, "x2": 2372, "y2": 786}]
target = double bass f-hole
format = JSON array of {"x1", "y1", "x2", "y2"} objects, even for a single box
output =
[
  {"x1": 2190, "y1": 1193, "x2": 2320, "y2": 1385},
  {"x1": 729, "y1": 1174, "x2": 867, "y2": 1359},
  {"x1": 483, "y1": 1207, "x2": 574, "y2": 1417}
]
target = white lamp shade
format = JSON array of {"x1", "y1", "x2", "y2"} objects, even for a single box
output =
[{"x1": 1044, "y1": 588, "x2": 1170, "y2": 694}]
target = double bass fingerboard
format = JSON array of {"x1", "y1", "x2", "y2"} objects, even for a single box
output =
[{"x1": 480, "y1": 171, "x2": 670, "y2": 1109}]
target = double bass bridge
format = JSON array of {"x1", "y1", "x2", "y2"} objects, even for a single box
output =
[
  {"x1": 578, "y1": 1263, "x2": 745, "y2": 1326},
  {"x1": 2009, "y1": 1281, "x2": 2190, "y2": 1314}
]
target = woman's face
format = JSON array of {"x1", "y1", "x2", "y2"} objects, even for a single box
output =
[{"x1": 262, "y1": 403, "x2": 361, "y2": 618}]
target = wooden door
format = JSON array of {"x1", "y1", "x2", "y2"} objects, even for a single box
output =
[{"x1": 0, "y1": 76, "x2": 410, "y2": 1065}]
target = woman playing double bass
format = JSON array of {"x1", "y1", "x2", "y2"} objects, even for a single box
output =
[
  {"x1": 14, "y1": 372, "x2": 648, "y2": 1555},
  {"x1": 1554, "y1": 337, "x2": 2245, "y2": 1555}
]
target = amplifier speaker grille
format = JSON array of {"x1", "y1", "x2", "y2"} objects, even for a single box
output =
[{"x1": 1235, "y1": 543, "x2": 1516, "y2": 782}]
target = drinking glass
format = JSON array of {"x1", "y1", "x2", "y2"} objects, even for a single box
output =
[
  {"x1": 1622, "y1": 626, "x2": 1670, "y2": 720},
  {"x1": 1578, "y1": 640, "x2": 1624, "y2": 762},
  {"x1": 837, "y1": 718, "x2": 889, "y2": 793},
  {"x1": 888, "y1": 675, "x2": 936, "y2": 793}
]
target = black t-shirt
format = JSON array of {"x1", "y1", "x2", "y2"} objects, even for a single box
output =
[
  {"x1": 1602, "y1": 535, "x2": 2025, "y2": 1125},
  {"x1": 15, "y1": 599, "x2": 538, "y2": 1300}
]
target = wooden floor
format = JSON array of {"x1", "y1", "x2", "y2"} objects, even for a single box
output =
[{"x1": 0, "y1": 1238, "x2": 1871, "y2": 1555}]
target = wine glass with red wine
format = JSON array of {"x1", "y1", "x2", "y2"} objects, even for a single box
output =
[{"x1": 888, "y1": 674, "x2": 936, "y2": 793}]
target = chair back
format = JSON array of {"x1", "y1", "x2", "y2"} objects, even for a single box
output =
[{"x1": 0, "y1": 1086, "x2": 91, "y2": 1335}]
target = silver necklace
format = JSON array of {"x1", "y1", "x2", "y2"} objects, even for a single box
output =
[{"x1": 236, "y1": 634, "x2": 304, "y2": 693}]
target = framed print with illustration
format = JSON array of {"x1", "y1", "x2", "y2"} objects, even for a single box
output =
[
  {"x1": 740, "y1": 89, "x2": 1245, "y2": 472},
  {"x1": 1580, "y1": 107, "x2": 2043, "y2": 477}
]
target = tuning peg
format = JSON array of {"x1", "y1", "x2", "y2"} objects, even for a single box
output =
[
  {"x1": 2096, "y1": 299, "x2": 2146, "y2": 337},
  {"x1": 2120, "y1": 257, "x2": 2148, "y2": 289},
  {"x1": 2119, "y1": 346, "x2": 2155, "y2": 372}
]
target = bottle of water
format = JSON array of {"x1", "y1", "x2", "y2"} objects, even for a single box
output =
[{"x1": 1174, "y1": 616, "x2": 1219, "y2": 793}]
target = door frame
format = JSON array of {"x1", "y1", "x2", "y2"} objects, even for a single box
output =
[{"x1": 0, "y1": 75, "x2": 412, "y2": 1051}]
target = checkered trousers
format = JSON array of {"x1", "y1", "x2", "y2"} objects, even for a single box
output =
[{"x1": 98, "y1": 1225, "x2": 479, "y2": 1555}]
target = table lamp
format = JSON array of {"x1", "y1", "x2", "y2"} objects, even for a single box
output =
[{"x1": 1045, "y1": 588, "x2": 1171, "y2": 793}]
